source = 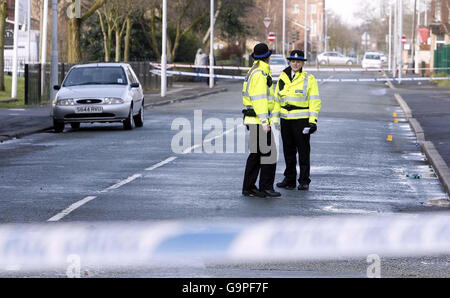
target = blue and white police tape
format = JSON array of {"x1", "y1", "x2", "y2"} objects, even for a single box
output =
[
  {"x1": 150, "y1": 69, "x2": 450, "y2": 82},
  {"x1": 0, "y1": 214, "x2": 449, "y2": 271}
]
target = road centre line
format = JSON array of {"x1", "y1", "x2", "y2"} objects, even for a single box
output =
[
  {"x1": 47, "y1": 196, "x2": 97, "y2": 222},
  {"x1": 46, "y1": 124, "x2": 242, "y2": 222}
]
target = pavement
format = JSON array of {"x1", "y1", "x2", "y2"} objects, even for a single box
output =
[{"x1": 386, "y1": 77, "x2": 450, "y2": 195}]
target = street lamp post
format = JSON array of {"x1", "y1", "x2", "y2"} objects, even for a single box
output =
[
  {"x1": 41, "y1": 0, "x2": 49, "y2": 96},
  {"x1": 209, "y1": 0, "x2": 214, "y2": 88},
  {"x1": 282, "y1": 0, "x2": 286, "y2": 56},
  {"x1": 304, "y1": 0, "x2": 308, "y2": 60},
  {"x1": 11, "y1": 0, "x2": 20, "y2": 99},
  {"x1": 389, "y1": 4, "x2": 392, "y2": 71},
  {"x1": 161, "y1": 0, "x2": 167, "y2": 97},
  {"x1": 50, "y1": 0, "x2": 58, "y2": 104}
]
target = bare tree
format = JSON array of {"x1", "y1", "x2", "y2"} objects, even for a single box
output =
[
  {"x1": 67, "y1": 0, "x2": 106, "y2": 63},
  {"x1": 139, "y1": 0, "x2": 208, "y2": 62}
]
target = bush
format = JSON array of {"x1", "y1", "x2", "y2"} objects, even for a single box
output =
[{"x1": 218, "y1": 44, "x2": 243, "y2": 61}]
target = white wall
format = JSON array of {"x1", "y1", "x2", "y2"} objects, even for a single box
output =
[{"x1": 4, "y1": 29, "x2": 40, "y2": 73}]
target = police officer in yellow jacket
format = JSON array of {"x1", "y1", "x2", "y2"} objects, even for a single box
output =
[
  {"x1": 242, "y1": 43, "x2": 281, "y2": 198},
  {"x1": 275, "y1": 50, "x2": 321, "y2": 191}
]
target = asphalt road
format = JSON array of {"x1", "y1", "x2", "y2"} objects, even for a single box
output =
[{"x1": 0, "y1": 70, "x2": 449, "y2": 277}]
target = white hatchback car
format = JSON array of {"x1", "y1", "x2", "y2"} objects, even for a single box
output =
[
  {"x1": 362, "y1": 53, "x2": 382, "y2": 69},
  {"x1": 52, "y1": 63, "x2": 145, "y2": 132},
  {"x1": 269, "y1": 54, "x2": 288, "y2": 76}
]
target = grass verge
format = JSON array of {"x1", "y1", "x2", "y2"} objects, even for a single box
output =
[
  {"x1": 0, "y1": 75, "x2": 25, "y2": 108},
  {"x1": 431, "y1": 72, "x2": 450, "y2": 88}
]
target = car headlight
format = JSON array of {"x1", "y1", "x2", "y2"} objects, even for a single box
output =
[
  {"x1": 103, "y1": 97, "x2": 124, "y2": 104},
  {"x1": 56, "y1": 98, "x2": 75, "y2": 106}
]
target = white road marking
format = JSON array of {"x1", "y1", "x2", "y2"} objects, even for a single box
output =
[
  {"x1": 46, "y1": 124, "x2": 242, "y2": 222},
  {"x1": 100, "y1": 173, "x2": 143, "y2": 193},
  {"x1": 47, "y1": 196, "x2": 97, "y2": 222},
  {"x1": 145, "y1": 156, "x2": 177, "y2": 171}
]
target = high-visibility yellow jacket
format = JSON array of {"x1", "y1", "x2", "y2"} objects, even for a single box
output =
[
  {"x1": 242, "y1": 60, "x2": 280, "y2": 126},
  {"x1": 275, "y1": 68, "x2": 321, "y2": 124}
]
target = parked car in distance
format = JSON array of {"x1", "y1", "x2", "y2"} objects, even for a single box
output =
[
  {"x1": 269, "y1": 54, "x2": 288, "y2": 76},
  {"x1": 378, "y1": 52, "x2": 387, "y2": 63},
  {"x1": 52, "y1": 63, "x2": 145, "y2": 133},
  {"x1": 317, "y1": 51, "x2": 357, "y2": 65},
  {"x1": 362, "y1": 52, "x2": 382, "y2": 69}
]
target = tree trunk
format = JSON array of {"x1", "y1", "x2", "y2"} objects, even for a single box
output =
[
  {"x1": 115, "y1": 30, "x2": 121, "y2": 62},
  {"x1": 124, "y1": 17, "x2": 131, "y2": 62},
  {"x1": 0, "y1": 1, "x2": 6, "y2": 91},
  {"x1": 97, "y1": 12, "x2": 111, "y2": 62},
  {"x1": 68, "y1": 18, "x2": 81, "y2": 63},
  {"x1": 67, "y1": 0, "x2": 106, "y2": 63}
]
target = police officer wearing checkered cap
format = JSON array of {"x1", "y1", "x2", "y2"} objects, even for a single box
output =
[{"x1": 275, "y1": 50, "x2": 322, "y2": 191}]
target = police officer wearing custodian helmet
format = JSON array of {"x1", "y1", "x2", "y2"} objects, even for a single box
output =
[
  {"x1": 275, "y1": 50, "x2": 322, "y2": 191},
  {"x1": 241, "y1": 43, "x2": 281, "y2": 198}
]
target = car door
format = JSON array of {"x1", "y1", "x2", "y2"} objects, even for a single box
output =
[
  {"x1": 328, "y1": 52, "x2": 338, "y2": 64},
  {"x1": 128, "y1": 66, "x2": 144, "y2": 108},
  {"x1": 126, "y1": 67, "x2": 140, "y2": 114}
]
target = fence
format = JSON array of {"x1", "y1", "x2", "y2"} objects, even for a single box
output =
[
  {"x1": 24, "y1": 62, "x2": 171, "y2": 105},
  {"x1": 434, "y1": 45, "x2": 450, "y2": 75}
]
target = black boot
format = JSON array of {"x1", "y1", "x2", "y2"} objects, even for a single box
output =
[
  {"x1": 261, "y1": 189, "x2": 282, "y2": 197},
  {"x1": 242, "y1": 188, "x2": 267, "y2": 198},
  {"x1": 276, "y1": 179, "x2": 296, "y2": 189},
  {"x1": 298, "y1": 183, "x2": 309, "y2": 191}
]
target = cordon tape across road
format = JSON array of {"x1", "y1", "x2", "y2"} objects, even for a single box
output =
[
  {"x1": 0, "y1": 214, "x2": 449, "y2": 271},
  {"x1": 149, "y1": 62, "x2": 450, "y2": 73},
  {"x1": 150, "y1": 69, "x2": 450, "y2": 82}
]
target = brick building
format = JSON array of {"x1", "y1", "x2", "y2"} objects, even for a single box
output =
[{"x1": 286, "y1": 0, "x2": 325, "y2": 60}]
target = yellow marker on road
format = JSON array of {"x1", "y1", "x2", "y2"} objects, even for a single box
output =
[
  {"x1": 393, "y1": 112, "x2": 397, "y2": 117},
  {"x1": 394, "y1": 118, "x2": 399, "y2": 123},
  {"x1": 387, "y1": 135, "x2": 393, "y2": 141}
]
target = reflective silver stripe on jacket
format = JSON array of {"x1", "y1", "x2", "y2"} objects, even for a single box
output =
[
  {"x1": 303, "y1": 75, "x2": 309, "y2": 99},
  {"x1": 309, "y1": 112, "x2": 319, "y2": 117},
  {"x1": 281, "y1": 96, "x2": 309, "y2": 103},
  {"x1": 280, "y1": 112, "x2": 310, "y2": 118},
  {"x1": 271, "y1": 112, "x2": 280, "y2": 117},
  {"x1": 309, "y1": 95, "x2": 321, "y2": 100},
  {"x1": 257, "y1": 113, "x2": 269, "y2": 119},
  {"x1": 242, "y1": 69, "x2": 265, "y2": 98},
  {"x1": 278, "y1": 73, "x2": 309, "y2": 103},
  {"x1": 248, "y1": 94, "x2": 267, "y2": 101}
]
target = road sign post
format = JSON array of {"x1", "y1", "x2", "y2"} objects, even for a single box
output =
[
  {"x1": 268, "y1": 32, "x2": 276, "y2": 43},
  {"x1": 263, "y1": 17, "x2": 272, "y2": 29}
]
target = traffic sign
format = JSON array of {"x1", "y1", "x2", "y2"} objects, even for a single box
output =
[
  {"x1": 263, "y1": 17, "x2": 272, "y2": 29},
  {"x1": 402, "y1": 35, "x2": 406, "y2": 44},
  {"x1": 361, "y1": 32, "x2": 370, "y2": 41},
  {"x1": 268, "y1": 32, "x2": 276, "y2": 42}
]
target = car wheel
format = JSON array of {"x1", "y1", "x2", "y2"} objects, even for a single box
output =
[
  {"x1": 134, "y1": 104, "x2": 144, "y2": 128},
  {"x1": 70, "y1": 122, "x2": 80, "y2": 130},
  {"x1": 346, "y1": 60, "x2": 353, "y2": 65},
  {"x1": 53, "y1": 119, "x2": 65, "y2": 133},
  {"x1": 319, "y1": 60, "x2": 327, "y2": 65},
  {"x1": 123, "y1": 107, "x2": 134, "y2": 130}
]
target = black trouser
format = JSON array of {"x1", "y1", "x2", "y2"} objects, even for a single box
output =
[
  {"x1": 242, "y1": 124, "x2": 277, "y2": 191},
  {"x1": 280, "y1": 118, "x2": 311, "y2": 185}
]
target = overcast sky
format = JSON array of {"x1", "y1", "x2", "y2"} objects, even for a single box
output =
[{"x1": 326, "y1": 0, "x2": 368, "y2": 26}]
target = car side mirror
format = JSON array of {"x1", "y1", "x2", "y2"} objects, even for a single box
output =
[
  {"x1": 53, "y1": 85, "x2": 60, "y2": 90},
  {"x1": 130, "y1": 83, "x2": 139, "y2": 88}
]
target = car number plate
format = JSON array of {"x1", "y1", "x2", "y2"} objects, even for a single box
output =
[{"x1": 76, "y1": 106, "x2": 103, "y2": 113}]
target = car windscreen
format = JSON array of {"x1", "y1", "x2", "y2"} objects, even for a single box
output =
[
  {"x1": 365, "y1": 55, "x2": 380, "y2": 60},
  {"x1": 63, "y1": 67, "x2": 128, "y2": 87},
  {"x1": 270, "y1": 58, "x2": 287, "y2": 65}
]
